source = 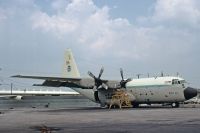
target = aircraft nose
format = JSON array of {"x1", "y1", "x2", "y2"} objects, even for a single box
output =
[{"x1": 184, "y1": 87, "x2": 198, "y2": 100}]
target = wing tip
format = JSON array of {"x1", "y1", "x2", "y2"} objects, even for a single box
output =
[{"x1": 11, "y1": 75, "x2": 22, "y2": 78}]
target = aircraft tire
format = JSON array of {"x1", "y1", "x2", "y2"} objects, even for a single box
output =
[
  {"x1": 132, "y1": 102, "x2": 139, "y2": 108},
  {"x1": 171, "y1": 102, "x2": 180, "y2": 108}
]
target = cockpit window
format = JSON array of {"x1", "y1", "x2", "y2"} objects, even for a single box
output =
[
  {"x1": 180, "y1": 80, "x2": 186, "y2": 84},
  {"x1": 172, "y1": 79, "x2": 180, "y2": 84},
  {"x1": 172, "y1": 79, "x2": 186, "y2": 85}
]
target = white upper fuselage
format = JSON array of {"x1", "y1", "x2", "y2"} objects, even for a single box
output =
[{"x1": 127, "y1": 76, "x2": 184, "y2": 87}]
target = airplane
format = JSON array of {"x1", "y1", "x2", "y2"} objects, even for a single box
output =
[
  {"x1": 0, "y1": 83, "x2": 79, "y2": 100},
  {"x1": 0, "y1": 89, "x2": 79, "y2": 100},
  {"x1": 12, "y1": 49, "x2": 198, "y2": 108},
  {"x1": 0, "y1": 69, "x2": 79, "y2": 100}
]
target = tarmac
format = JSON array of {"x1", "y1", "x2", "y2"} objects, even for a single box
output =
[{"x1": 0, "y1": 104, "x2": 200, "y2": 133}]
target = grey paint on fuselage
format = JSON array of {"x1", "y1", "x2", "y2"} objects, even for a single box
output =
[{"x1": 127, "y1": 85, "x2": 185, "y2": 103}]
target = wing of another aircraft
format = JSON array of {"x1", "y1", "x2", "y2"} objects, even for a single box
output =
[{"x1": 0, "y1": 95, "x2": 23, "y2": 100}]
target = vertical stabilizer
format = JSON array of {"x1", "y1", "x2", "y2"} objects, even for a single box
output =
[{"x1": 62, "y1": 49, "x2": 80, "y2": 78}]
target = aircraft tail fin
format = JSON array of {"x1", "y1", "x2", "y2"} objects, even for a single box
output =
[{"x1": 62, "y1": 49, "x2": 80, "y2": 78}]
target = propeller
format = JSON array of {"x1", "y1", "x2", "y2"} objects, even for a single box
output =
[
  {"x1": 120, "y1": 68, "x2": 132, "y2": 88},
  {"x1": 88, "y1": 67, "x2": 108, "y2": 91}
]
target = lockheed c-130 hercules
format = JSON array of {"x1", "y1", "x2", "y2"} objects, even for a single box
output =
[{"x1": 12, "y1": 49, "x2": 197, "y2": 108}]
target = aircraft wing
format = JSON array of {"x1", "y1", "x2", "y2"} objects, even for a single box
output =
[
  {"x1": 11, "y1": 75, "x2": 81, "y2": 81},
  {"x1": 11, "y1": 75, "x2": 94, "y2": 89},
  {"x1": 0, "y1": 95, "x2": 16, "y2": 98},
  {"x1": 11, "y1": 50, "x2": 120, "y2": 89},
  {"x1": 0, "y1": 95, "x2": 12, "y2": 98},
  {"x1": 0, "y1": 95, "x2": 23, "y2": 100},
  {"x1": 11, "y1": 75, "x2": 84, "y2": 88},
  {"x1": 11, "y1": 75, "x2": 114, "y2": 89}
]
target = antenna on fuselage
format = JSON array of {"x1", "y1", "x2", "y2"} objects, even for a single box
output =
[
  {"x1": 136, "y1": 74, "x2": 142, "y2": 79},
  {"x1": 176, "y1": 72, "x2": 180, "y2": 77},
  {"x1": 161, "y1": 71, "x2": 164, "y2": 77},
  {"x1": 147, "y1": 73, "x2": 150, "y2": 78}
]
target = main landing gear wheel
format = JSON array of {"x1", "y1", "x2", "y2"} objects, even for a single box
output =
[
  {"x1": 171, "y1": 102, "x2": 180, "y2": 108},
  {"x1": 131, "y1": 102, "x2": 139, "y2": 108}
]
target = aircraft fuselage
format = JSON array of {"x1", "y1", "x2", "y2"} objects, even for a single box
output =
[{"x1": 72, "y1": 76, "x2": 197, "y2": 107}]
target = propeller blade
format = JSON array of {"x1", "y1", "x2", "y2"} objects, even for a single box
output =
[
  {"x1": 93, "y1": 86, "x2": 97, "y2": 91},
  {"x1": 119, "y1": 68, "x2": 131, "y2": 89},
  {"x1": 102, "y1": 83, "x2": 108, "y2": 90},
  {"x1": 89, "y1": 67, "x2": 107, "y2": 91},
  {"x1": 97, "y1": 83, "x2": 108, "y2": 90},
  {"x1": 88, "y1": 71, "x2": 96, "y2": 79},
  {"x1": 98, "y1": 67, "x2": 104, "y2": 79},
  {"x1": 97, "y1": 85, "x2": 102, "y2": 89},
  {"x1": 120, "y1": 68, "x2": 124, "y2": 80},
  {"x1": 121, "y1": 78, "x2": 132, "y2": 88}
]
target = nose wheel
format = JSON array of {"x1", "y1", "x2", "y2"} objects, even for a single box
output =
[{"x1": 171, "y1": 102, "x2": 180, "y2": 108}]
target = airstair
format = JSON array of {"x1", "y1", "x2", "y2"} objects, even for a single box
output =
[{"x1": 109, "y1": 89, "x2": 132, "y2": 109}]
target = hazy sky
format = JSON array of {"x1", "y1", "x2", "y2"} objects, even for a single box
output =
[{"x1": 0, "y1": 0, "x2": 200, "y2": 89}]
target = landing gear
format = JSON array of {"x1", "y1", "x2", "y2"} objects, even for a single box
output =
[
  {"x1": 131, "y1": 102, "x2": 139, "y2": 108},
  {"x1": 171, "y1": 102, "x2": 180, "y2": 108},
  {"x1": 100, "y1": 103, "x2": 106, "y2": 108}
]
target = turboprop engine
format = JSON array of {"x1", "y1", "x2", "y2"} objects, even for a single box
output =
[{"x1": 88, "y1": 67, "x2": 134, "y2": 107}]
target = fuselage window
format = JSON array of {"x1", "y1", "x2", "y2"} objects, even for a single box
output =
[
  {"x1": 172, "y1": 80, "x2": 175, "y2": 84},
  {"x1": 180, "y1": 80, "x2": 186, "y2": 84}
]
